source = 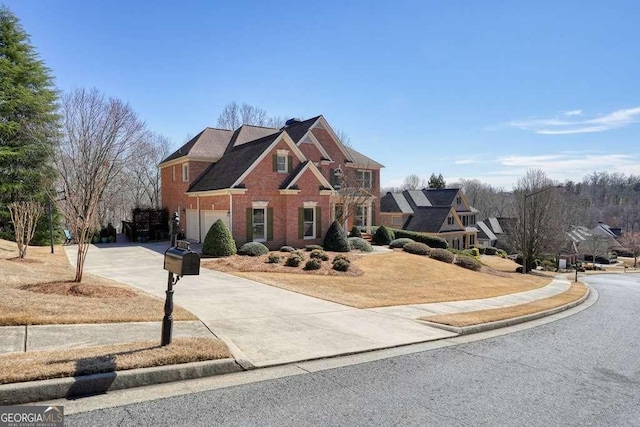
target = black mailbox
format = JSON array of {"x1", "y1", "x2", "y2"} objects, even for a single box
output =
[{"x1": 164, "y1": 240, "x2": 200, "y2": 276}]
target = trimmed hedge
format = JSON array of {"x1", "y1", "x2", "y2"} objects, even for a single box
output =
[
  {"x1": 349, "y1": 226, "x2": 362, "y2": 238},
  {"x1": 403, "y1": 242, "x2": 431, "y2": 256},
  {"x1": 455, "y1": 255, "x2": 482, "y2": 271},
  {"x1": 372, "y1": 225, "x2": 393, "y2": 245},
  {"x1": 305, "y1": 244, "x2": 323, "y2": 251},
  {"x1": 202, "y1": 219, "x2": 237, "y2": 257},
  {"x1": 332, "y1": 256, "x2": 351, "y2": 272},
  {"x1": 267, "y1": 254, "x2": 281, "y2": 264},
  {"x1": 389, "y1": 238, "x2": 414, "y2": 249},
  {"x1": 280, "y1": 246, "x2": 295, "y2": 252},
  {"x1": 389, "y1": 228, "x2": 448, "y2": 249},
  {"x1": 323, "y1": 221, "x2": 350, "y2": 252},
  {"x1": 285, "y1": 254, "x2": 303, "y2": 267},
  {"x1": 348, "y1": 237, "x2": 373, "y2": 252},
  {"x1": 238, "y1": 242, "x2": 268, "y2": 257},
  {"x1": 430, "y1": 248, "x2": 454, "y2": 263}
]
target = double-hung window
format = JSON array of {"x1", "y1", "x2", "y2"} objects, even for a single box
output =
[
  {"x1": 182, "y1": 163, "x2": 189, "y2": 182},
  {"x1": 276, "y1": 155, "x2": 287, "y2": 173},
  {"x1": 252, "y1": 208, "x2": 266, "y2": 242},
  {"x1": 303, "y1": 208, "x2": 315, "y2": 239},
  {"x1": 356, "y1": 170, "x2": 372, "y2": 189}
]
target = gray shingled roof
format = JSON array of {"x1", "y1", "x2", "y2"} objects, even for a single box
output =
[
  {"x1": 423, "y1": 188, "x2": 459, "y2": 206},
  {"x1": 281, "y1": 116, "x2": 321, "y2": 143},
  {"x1": 405, "y1": 190, "x2": 432, "y2": 207},
  {"x1": 188, "y1": 132, "x2": 281, "y2": 192},
  {"x1": 228, "y1": 124, "x2": 279, "y2": 151},
  {"x1": 279, "y1": 161, "x2": 309, "y2": 189},
  {"x1": 381, "y1": 193, "x2": 413, "y2": 214},
  {"x1": 477, "y1": 221, "x2": 498, "y2": 241},
  {"x1": 345, "y1": 147, "x2": 384, "y2": 168},
  {"x1": 487, "y1": 217, "x2": 504, "y2": 234},
  {"x1": 404, "y1": 207, "x2": 460, "y2": 233},
  {"x1": 161, "y1": 127, "x2": 234, "y2": 164}
]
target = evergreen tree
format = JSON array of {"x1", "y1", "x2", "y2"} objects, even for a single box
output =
[
  {"x1": 202, "y1": 219, "x2": 237, "y2": 257},
  {"x1": 428, "y1": 173, "x2": 446, "y2": 189},
  {"x1": 0, "y1": 6, "x2": 59, "y2": 232}
]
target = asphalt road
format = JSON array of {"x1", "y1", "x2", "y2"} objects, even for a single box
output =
[{"x1": 67, "y1": 274, "x2": 640, "y2": 426}]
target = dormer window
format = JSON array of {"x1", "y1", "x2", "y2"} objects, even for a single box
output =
[{"x1": 447, "y1": 216, "x2": 454, "y2": 225}]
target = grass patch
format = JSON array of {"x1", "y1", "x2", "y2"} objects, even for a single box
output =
[
  {"x1": 421, "y1": 282, "x2": 588, "y2": 327},
  {"x1": 0, "y1": 337, "x2": 230, "y2": 385},
  {"x1": 0, "y1": 239, "x2": 197, "y2": 326},
  {"x1": 223, "y1": 252, "x2": 551, "y2": 309}
]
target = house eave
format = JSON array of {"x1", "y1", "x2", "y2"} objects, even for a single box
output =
[{"x1": 187, "y1": 188, "x2": 248, "y2": 197}]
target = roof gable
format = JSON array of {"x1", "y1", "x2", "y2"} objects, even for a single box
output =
[
  {"x1": 404, "y1": 206, "x2": 462, "y2": 233},
  {"x1": 423, "y1": 188, "x2": 460, "y2": 206},
  {"x1": 477, "y1": 221, "x2": 498, "y2": 241},
  {"x1": 161, "y1": 127, "x2": 234, "y2": 165},
  {"x1": 280, "y1": 160, "x2": 332, "y2": 190},
  {"x1": 227, "y1": 124, "x2": 279, "y2": 152}
]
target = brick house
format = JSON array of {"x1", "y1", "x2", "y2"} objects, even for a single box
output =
[
  {"x1": 159, "y1": 116, "x2": 383, "y2": 249},
  {"x1": 380, "y1": 188, "x2": 479, "y2": 249}
]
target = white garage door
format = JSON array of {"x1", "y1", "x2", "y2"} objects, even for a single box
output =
[
  {"x1": 200, "y1": 210, "x2": 230, "y2": 242},
  {"x1": 186, "y1": 209, "x2": 199, "y2": 241}
]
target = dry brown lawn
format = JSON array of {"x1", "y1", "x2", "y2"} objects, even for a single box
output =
[
  {"x1": 0, "y1": 337, "x2": 231, "y2": 384},
  {"x1": 211, "y1": 251, "x2": 552, "y2": 308},
  {"x1": 0, "y1": 239, "x2": 197, "y2": 325},
  {"x1": 421, "y1": 282, "x2": 588, "y2": 327}
]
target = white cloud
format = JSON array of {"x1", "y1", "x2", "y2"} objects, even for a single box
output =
[
  {"x1": 507, "y1": 106, "x2": 640, "y2": 135},
  {"x1": 454, "y1": 158, "x2": 476, "y2": 165}
]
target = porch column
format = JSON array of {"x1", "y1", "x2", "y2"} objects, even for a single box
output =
[{"x1": 367, "y1": 200, "x2": 373, "y2": 234}]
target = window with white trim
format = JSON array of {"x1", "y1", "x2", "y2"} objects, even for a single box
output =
[
  {"x1": 303, "y1": 208, "x2": 315, "y2": 239},
  {"x1": 447, "y1": 216, "x2": 453, "y2": 225},
  {"x1": 356, "y1": 170, "x2": 372, "y2": 189},
  {"x1": 182, "y1": 163, "x2": 189, "y2": 182},
  {"x1": 252, "y1": 208, "x2": 266, "y2": 242}
]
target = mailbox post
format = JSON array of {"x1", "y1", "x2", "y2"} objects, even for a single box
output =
[
  {"x1": 161, "y1": 213, "x2": 179, "y2": 346},
  {"x1": 161, "y1": 212, "x2": 201, "y2": 346}
]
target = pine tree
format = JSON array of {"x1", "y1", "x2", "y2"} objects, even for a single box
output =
[
  {"x1": 428, "y1": 173, "x2": 446, "y2": 189},
  {"x1": 0, "y1": 6, "x2": 59, "y2": 231}
]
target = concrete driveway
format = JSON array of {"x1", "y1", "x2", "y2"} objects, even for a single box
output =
[{"x1": 65, "y1": 243, "x2": 455, "y2": 367}]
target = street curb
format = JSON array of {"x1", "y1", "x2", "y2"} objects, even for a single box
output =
[
  {"x1": 0, "y1": 358, "x2": 243, "y2": 406},
  {"x1": 418, "y1": 286, "x2": 591, "y2": 335}
]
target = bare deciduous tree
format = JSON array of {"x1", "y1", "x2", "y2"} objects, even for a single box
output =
[
  {"x1": 216, "y1": 101, "x2": 284, "y2": 130},
  {"x1": 8, "y1": 201, "x2": 43, "y2": 258},
  {"x1": 54, "y1": 88, "x2": 146, "y2": 282},
  {"x1": 619, "y1": 231, "x2": 640, "y2": 267},
  {"x1": 401, "y1": 174, "x2": 426, "y2": 190},
  {"x1": 333, "y1": 166, "x2": 376, "y2": 232},
  {"x1": 126, "y1": 132, "x2": 172, "y2": 209}
]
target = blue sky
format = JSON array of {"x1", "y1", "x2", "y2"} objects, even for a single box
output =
[{"x1": 5, "y1": 0, "x2": 640, "y2": 189}]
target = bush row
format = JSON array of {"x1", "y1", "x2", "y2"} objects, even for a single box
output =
[{"x1": 388, "y1": 228, "x2": 448, "y2": 249}]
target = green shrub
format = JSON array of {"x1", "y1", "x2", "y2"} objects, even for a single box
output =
[
  {"x1": 473, "y1": 246, "x2": 486, "y2": 255},
  {"x1": 310, "y1": 249, "x2": 329, "y2": 261},
  {"x1": 332, "y1": 259, "x2": 350, "y2": 272},
  {"x1": 484, "y1": 246, "x2": 498, "y2": 256},
  {"x1": 292, "y1": 249, "x2": 306, "y2": 259},
  {"x1": 389, "y1": 238, "x2": 414, "y2": 249},
  {"x1": 403, "y1": 242, "x2": 431, "y2": 256},
  {"x1": 455, "y1": 255, "x2": 482, "y2": 271},
  {"x1": 267, "y1": 254, "x2": 281, "y2": 264},
  {"x1": 238, "y1": 242, "x2": 268, "y2": 257},
  {"x1": 285, "y1": 254, "x2": 303, "y2": 267},
  {"x1": 304, "y1": 259, "x2": 322, "y2": 270},
  {"x1": 497, "y1": 249, "x2": 507, "y2": 258},
  {"x1": 372, "y1": 225, "x2": 393, "y2": 245},
  {"x1": 430, "y1": 248, "x2": 454, "y2": 263},
  {"x1": 323, "y1": 221, "x2": 350, "y2": 252},
  {"x1": 333, "y1": 254, "x2": 349, "y2": 263},
  {"x1": 305, "y1": 244, "x2": 323, "y2": 251},
  {"x1": 541, "y1": 259, "x2": 556, "y2": 271},
  {"x1": 202, "y1": 219, "x2": 237, "y2": 257},
  {"x1": 349, "y1": 226, "x2": 362, "y2": 238},
  {"x1": 280, "y1": 246, "x2": 295, "y2": 252},
  {"x1": 389, "y1": 229, "x2": 448, "y2": 249},
  {"x1": 471, "y1": 248, "x2": 480, "y2": 258},
  {"x1": 348, "y1": 237, "x2": 373, "y2": 252}
]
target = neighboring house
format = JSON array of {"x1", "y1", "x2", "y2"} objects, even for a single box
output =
[
  {"x1": 476, "y1": 217, "x2": 506, "y2": 247},
  {"x1": 566, "y1": 222, "x2": 624, "y2": 262},
  {"x1": 159, "y1": 116, "x2": 383, "y2": 249},
  {"x1": 380, "y1": 188, "x2": 478, "y2": 249}
]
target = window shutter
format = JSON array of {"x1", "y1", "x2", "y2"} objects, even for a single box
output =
[
  {"x1": 267, "y1": 208, "x2": 273, "y2": 241},
  {"x1": 272, "y1": 154, "x2": 277, "y2": 172},
  {"x1": 246, "y1": 208, "x2": 253, "y2": 242},
  {"x1": 315, "y1": 206, "x2": 322, "y2": 238},
  {"x1": 298, "y1": 207, "x2": 304, "y2": 239},
  {"x1": 287, "y1": 156, "x2": 293, "y2": 173}
]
